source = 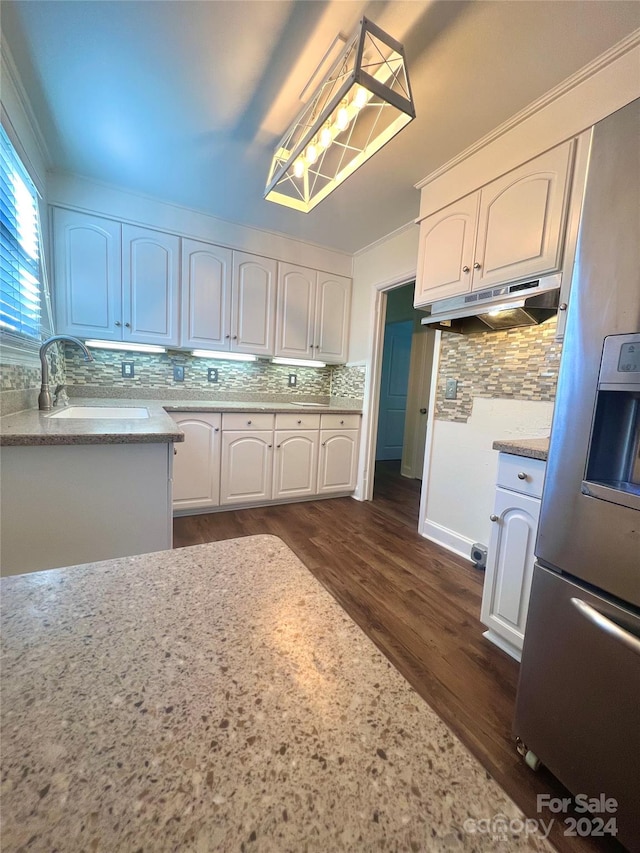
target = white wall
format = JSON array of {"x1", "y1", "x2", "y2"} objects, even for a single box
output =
[
  {"x1": 423, "y1": 398, "x2": 554, "y2": 560},
  {"x1": 48, "y1": 172, "x2": 352, "y2": 277}
]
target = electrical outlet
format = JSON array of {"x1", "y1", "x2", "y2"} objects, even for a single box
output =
[
  {"x1": 207, "y1": 368, "x2": 218, "y2": 383},
  {"x1": 288, "y1": 374, "x2": 297, "y2": 387},
  {"x1": 173, "y1": 365, "x2": 185, "y2": 382},
  {"x1": 121, "y1": 362, "x2": 134, "y2": 378},
  {"x1": 445, "y1": 378, "x2": 458, "y2": 400}
]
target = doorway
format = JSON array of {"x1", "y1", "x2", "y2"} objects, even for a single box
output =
[{"x1": 372, "y1": 283, "x2": 436, "y2": 513}]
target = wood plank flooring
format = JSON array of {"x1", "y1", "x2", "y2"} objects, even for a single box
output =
[{"x1": 174, "y1": 462, "x2": 623, "y2": 853}]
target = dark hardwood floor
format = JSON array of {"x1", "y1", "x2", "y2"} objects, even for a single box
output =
[{"x1": 174, "y1": 462, "x2": 622, "y2": 853}]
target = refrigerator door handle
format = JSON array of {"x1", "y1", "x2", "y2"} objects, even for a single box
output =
[{"x1": 570, "y1": 597, "x2": 640, "y2": 657}]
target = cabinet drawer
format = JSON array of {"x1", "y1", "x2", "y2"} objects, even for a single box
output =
[
  {"x1": 275, "y1": 413, "x2": 321, "y2": 430},
  {"x1": 320, "y1": 413, "x2": 360, "y2": 430},
  {"x1": 497, "y1": 453, "x2": 546, "y2": 498},
  {"x1": 222, "y1": 413, "x2": 274, "y2": 431}
]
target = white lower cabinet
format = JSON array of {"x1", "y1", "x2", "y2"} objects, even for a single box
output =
[
  {"x1": 220, "y1": 431, "x2": 274, "y2": 505},
  {"x1": 273, "y1": 430, "x2": 319, "y2": 500},
  {"x1": 317, "y1": 429, "x2": 359, "y2": 495},
  {"x1": 481, "y1": 454, "x2": 546, "y2": 661},
  {"x1": 170, "y1": 413, "x2": 221, "y2": 511}
]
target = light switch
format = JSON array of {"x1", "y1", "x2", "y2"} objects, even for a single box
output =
[
  {"x1": 445, "y1": 378, "x2": 458, "y2": 400},
  {"x1": 173, "y1": 365, "x2": 185, "y2": 382},
  {"x1": 288, "y1": 374, "x2": 297, "y2": 387}
]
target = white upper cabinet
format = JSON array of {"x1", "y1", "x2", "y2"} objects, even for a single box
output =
[
  {"x1": 415, "y1": 193, "x2": 479, "y2": 305},
  {"x1": 276, "y1": 262, "x2": 316, "y2": 360},
  {"x1": 181, "y1": 239, "x2": 232, "y2": 350},
  {"x1": 314, "y1": 273, "x2": 351, "y2": 363},
  {"x1": 415, "y1": 139, "x2": 574, "y2": 307},
  {"x1": 53, "y1": 208, "x2": 122, "y2": 340},
  {"x1": 276, "y1": 263, "x2": 351, "y2": 363},
  {"x1": 232, "y1": 252, "x2": 277, "y2": 356},
  {"x1": 122, "y1": 225, "x2": 180, "y2": 346}
]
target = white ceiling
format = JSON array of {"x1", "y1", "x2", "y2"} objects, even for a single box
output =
[{"x1": 3, "y1": 0, "x2": 639, "y2": 253}]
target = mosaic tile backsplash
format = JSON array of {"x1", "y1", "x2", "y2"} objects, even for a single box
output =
[
  {"x1": 0, "y1": 343, "x2": 66, "y2": 415},
  {"x1": 63, "y1": 348, "x2": 366, "y2": 402},
  {"x1": 435, "y1": 317, "x2": 562, "y2": 423}
]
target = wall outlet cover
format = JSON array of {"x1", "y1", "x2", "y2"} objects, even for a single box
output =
[
  {"x1": 122, "y1": 362, "x2": 134, "y2": 378},
  {"x1": 445, "y1": 378, "x2": 458, "y2": 400},
  {"x1": 288, "y1": 374, "x2": 297, "y2": 387},
  {"x1": 207, "y1": 368, "x2": 218, "y2": 383},
  {"x1": 173, "y1": 365, "x2": 185, "y2": 382}
]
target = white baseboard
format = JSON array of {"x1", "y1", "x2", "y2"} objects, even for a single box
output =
[
  {"x1": 482, "y1": 629, "x2": 522, "y2": 663},
  {"x1": 421, "y1": 519, "x2": 474, "y2": 563}
]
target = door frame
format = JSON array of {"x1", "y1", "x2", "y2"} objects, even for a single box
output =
[{"x1": 357, "y1": 271, "x2": 441, "y2": 503}]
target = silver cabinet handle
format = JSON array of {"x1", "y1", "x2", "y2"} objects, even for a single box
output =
[
  {"x1": 571, "y1": 598, "x2": 640, "y2": 657},
  {"x1": 517, "y1": 472, "x2": 527, "y2": 480},
  {"x1": 490, "y1": 514, "x2": 499, "y2": 522},
  {"x1": 115, "y1": 321, "x2": 121, "y2": 327},
  {"x1": 473, "y1": 262, "x2": 481, "y2": 270},
  {"x1": 559, "y1": 302, "x2": 568, "y2": 311},
  {"x1": 462, "y1": 266, "x2": 470, "y2": 273}
]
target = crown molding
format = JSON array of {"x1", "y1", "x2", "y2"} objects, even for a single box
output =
[
  {"x1": 415, "y1": 28, "x2": 640, "y2": 191},
  {"x1": 353, "y1": 219, "x2": 417, "y2": 258}
]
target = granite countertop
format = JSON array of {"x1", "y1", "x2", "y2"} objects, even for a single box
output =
[
  {"x1": 492, "y1": 437, "x2": 549, "y2": 461},
  {"x1": 0, "y1": 399, "x2": 362, "y2": 447},
  {"x1": 0, "y1": 536, "x2": 549, "y2": 852}
]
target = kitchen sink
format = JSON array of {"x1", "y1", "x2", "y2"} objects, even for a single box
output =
[{"x1": 48, "y1": 406, "x2": 150, "y2": 419}]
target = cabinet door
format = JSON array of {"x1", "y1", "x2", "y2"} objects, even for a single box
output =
[
  {"x1": 473, "y1": 141, "x2": 573, "y2": 289},
  {"x1": 53, "y1": 208, "x2": 122, "y2": 339},
  {"x1": 276, "y1": 263, "x2": 316, "y2": 359},
  {"x1": 181, "y1": 240, "x2": 232, "y2": 350},
  {"x1": 220, "y1": 431, "x2": 273, "y2": 505},
  {"x1": 122, "y1": 225, "x2": 180, "y2": 346},
  {"x1": 314, "y1": 273, "x2": 351, "y2": 363},
  {"x1": 414, "y1": 192, "x2": 479, "y2": 307},
  {"x1": 317, "y1": 429, "x2": 359, "y2": 494},
  {"x1": 481, "y1": 487, "x2": 541, "y2": 654},
  {"x1": 231, "y1": 252, "x2": 276, "y2": 356},
  {"x1": 273, "y1": 430, "x2": 319, "y2": 500},
  {"x1": 170, "y1": 413, "x2": 221, "y2": 511}
]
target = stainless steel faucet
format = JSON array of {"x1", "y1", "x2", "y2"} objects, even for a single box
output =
[{"x1": 39, "y1": 335, "x2": 93, "y2": 411}]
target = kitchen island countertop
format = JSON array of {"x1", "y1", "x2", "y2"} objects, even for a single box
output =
[
  {"x1": 0, "y1": 536, "x2": 546, "y2": 852},
  {"x1": 0, "y1": 398, "x2": 361, "y2": 446},
  {"x1": 492, "y1": 436, "x2": 549, "y2": 461}
]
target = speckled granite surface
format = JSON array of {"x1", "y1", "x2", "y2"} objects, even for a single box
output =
[
  {"x1": 492, "y1": 437, "x2": 549, "y2": 461},
  {"x1": 1, "y1": 536, "x2": 551, "y2": 852},
  {"x1": 0, "y1": 399, "x2": 361, "y2": 446}
]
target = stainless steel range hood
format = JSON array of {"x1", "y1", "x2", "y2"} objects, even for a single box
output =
[{"x1": 420, "y1": 273, "x2": 561, "y2": 333}]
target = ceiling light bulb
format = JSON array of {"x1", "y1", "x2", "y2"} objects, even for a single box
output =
[
  {"x1": 293, "y1": 158, "x2": 305, "y2": 178},
  {"x1": 305, "y1": 142, "x2": 318, "y2": 166},
  {"x1": 336, "y1": 103, "x2": 350, "y2": 132},
  {"x1": 353, "y1": 85, "x2": 369, "y2": 109},
  {"x1": 319, "y1": 124, "x2": 333, "y2": 149}
]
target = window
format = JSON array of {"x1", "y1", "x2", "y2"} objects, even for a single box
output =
[{"x1": 0, "y1": 125, "x2": 43, "y2": 344}]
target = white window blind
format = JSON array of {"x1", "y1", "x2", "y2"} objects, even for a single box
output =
[{"x1": 1, "y1": 125, "x2": 42, "y2": 342}]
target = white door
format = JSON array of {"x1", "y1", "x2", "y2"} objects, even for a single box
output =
[
  {"x1": 181, "y1": 240, "x2": 232, "y2": 350},
  {"x1": 276, "y1": 262, "x2": 316, "y2": 359},
  {"x1": 273, "y1": 431, "x2": 319, "y2": 499},
  {"x1": 473, "y1": 141, "x2": 573, "y2": 289},
  {"x1": 317, "y1": 430, "x2": 359, "y2": 494},
  {"x1": 122, "y1": 224, "x2": 180, "y2": 346},
  {"x1": 376, "y1": 320, "x2": 413, "y2": 461},
  {"x1": 414, "y1": 192, "x2": 479, "y2": 306},
  {"x1": 220, "y1": 431, "x2": 273, "y2": 505},
  {"x1": 53, "y1": 208, "x2": 122, "y2": 340},
  {"x1": 481, "y1": 488, "x2": 541, "y2": 651},
  {"x1": 170, "y1": 414, "x2": 221, "y2": 511},
  {"x1": 314, "y1": 272, "x2": 351, "y2": 363},
  {"x1": 231, "y1": 252, "x2": 277, "y2": 355}
]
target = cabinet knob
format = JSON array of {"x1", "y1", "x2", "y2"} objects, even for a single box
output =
[
  {"x1": 490, "y1": 514, "x2": 499, "y2": 522},
  {"x1": 125, "y1": 322, "x2": 131, "y2": 328},
  {"x1": 276, "y1": 444, "x2": 281, "y2": 449},
  {"x1": 268, "y1": 444, "x2": 272, "y2": 448},
  {"x1": 340, "y1": 419, "x2": 344, "y2": 425},
  {"x1": 297, "y1": 419, "x2": 302, "y2": 424},
  {"x1": 419, "y1": 407, "x2": 427, "y2": 414},
  {"x1": 559, "y1": 302, "x2": 568, "y2": 311},
  {"x1": 322, "y1": 441, "x2": 326, "y2": 447},
  {"x1": 215, "y1": 427, "x2": 219, "y2": 432},
  {"x1": 232, "y1": 335, "x2": 238, "y2": 340},
  {"x1": 225, "y1": 334, "x2": 230, "y2": 339},
  {"x1": 473, "y1": 262, "x2": 481, "y2": 270},
  {"x1": 247, "y1": 420, "x2": 252, "y2": 425},
  {"x1": 115, "y1": 321, "x2": 121, "y2": 327},
  {"x1": 462, "y1": 266, "x2": 470, "y2": 274},
  {"x1": 173, "y1": 446, "x2": 177, "y2": 455},
  {"x1": 517, "y1": 472, "x2": 527, "y2": 480}
]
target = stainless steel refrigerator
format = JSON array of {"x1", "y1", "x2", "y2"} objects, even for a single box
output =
[{"x1": 514, "y1": 98, "x2": 640, "y2": 852}]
